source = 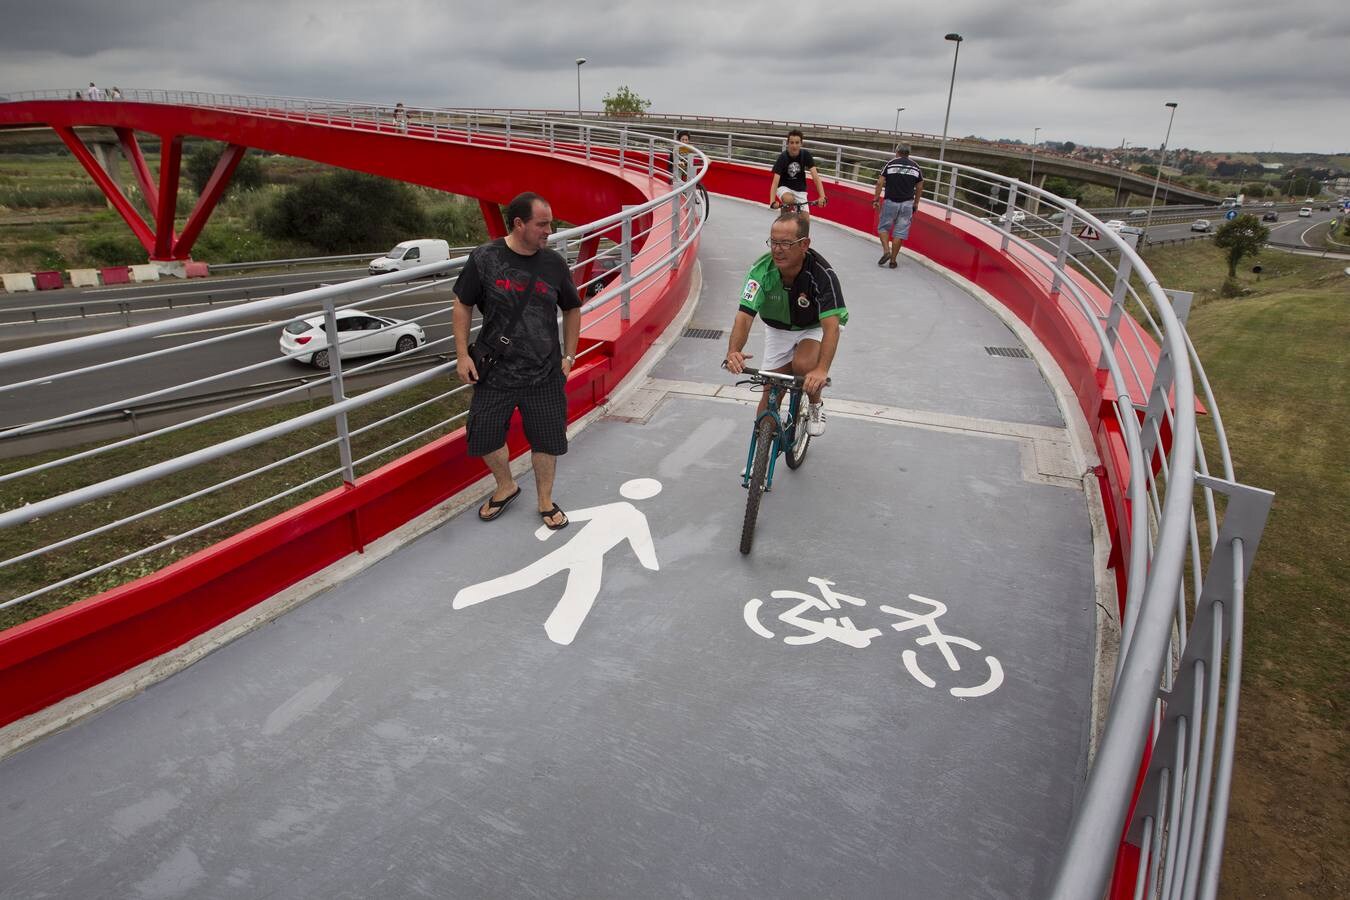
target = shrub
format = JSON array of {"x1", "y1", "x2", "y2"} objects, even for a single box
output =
[
  {"x1": 259, "y1": 171, "x2": 427, "y2": 252},
  {"x1": 184, "y1": 142, "x2": 264, "y2": 196},
  {"x1": 428, "y1": 199, "x2": 489, "y2": 247},
  {"x1": 80, "y1": 232, "x2": 146, "y2": 267}
]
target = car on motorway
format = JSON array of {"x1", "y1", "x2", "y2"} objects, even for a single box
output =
[
  {"x1": 995, "y1": 210, "x2": 1027, "y2": 225},
  {"x1": 583, "y1": 253, "x2": 622, "y2": 298},
  {"x1": 1262, "y1": 211, "x2": 1280, "y2": 222},
  {"x1": 1262, "y1": 201, "x2": 1275, "y2": 207},
  {"x1": 1298, "y1": 207, "x2": 1312, "y2": 218},
  {"x1": 279, "y1": 309, "x2": 427, "y2": 369},
  {"x1": 1128, "y1": 209, "x2": 1148, "y2": 218},
  {"x1": 1320, "y1": 204, "x2": 1331, "y2": 211},
  {"x1": 368, "y1": 238, "x2": 451, "y2": 276},
  {"x1": 1190, "y1": 219, "x2": 1212, "y2": 232},
  {"x1": 1103, "y1": 219, "x2": 1126, "y2": 232}
]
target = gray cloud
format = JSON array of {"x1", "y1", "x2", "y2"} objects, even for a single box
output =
[{"x1": 1, "y1": 0, "x2": 1346, "y2": 152}]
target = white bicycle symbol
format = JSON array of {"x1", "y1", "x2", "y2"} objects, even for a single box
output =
[
  {"x1": 742, "y1": 576, "x2": 882, "y2": 649},
  {"x1": 880, "y1": 594, "x2": 1004, "y2": 698}
]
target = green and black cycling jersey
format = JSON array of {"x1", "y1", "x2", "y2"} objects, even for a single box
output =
[{"x1": 738, "y1": 248, "x2": 847, "y2": 331}]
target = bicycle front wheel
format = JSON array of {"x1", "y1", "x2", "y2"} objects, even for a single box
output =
[
  {"x1": 697, "y1": 185, "x2": 710, "y2": 221},
  {"x1": 740, "y1": 416, "x2": 776, "y2": 555},
  {"x1": 784, "y1": 403, "x2": 811, "y2": 469}
]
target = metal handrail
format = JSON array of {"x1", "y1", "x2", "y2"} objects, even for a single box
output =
[{"x1": 0, "y1": 93, "x2": 1270, "y2": 899}]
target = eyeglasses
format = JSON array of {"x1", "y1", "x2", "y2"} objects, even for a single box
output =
[{"x1": 766, "y1": 238, "x2": 807, "y2": 250}]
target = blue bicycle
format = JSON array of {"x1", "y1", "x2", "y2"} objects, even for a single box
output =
[{"x1": 726, "y1": 364, "x2": 827, "y2": 554}]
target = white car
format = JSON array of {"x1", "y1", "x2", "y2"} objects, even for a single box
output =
[
  {"x1": 280, "y1": 309, "x2": 427, "y2": 369},
  {"x1": 996, "y1": 210, "x2": 1027, "y2": 225},
  {"x1": 1103, "y1": 219, "x2": 1126, "y2": 232},
  {"x1": 1298, "y1": 207, "x2": 1312, "y2": 218},
  {"x1": 1191, "y1": 219, "x2": 1212, "y2": 232}
]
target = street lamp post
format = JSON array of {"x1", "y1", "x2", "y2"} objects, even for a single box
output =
[
  {"x1": 1027, "y1": 126, "x2": 1041, "y2": 213},
  {"x1": 575, "y1": 58, "x2": 587, "y2": 116},
  {"x1": 1144, "y1": 101, "x2": 1179, "y2": 235},
  {"x1": 894, "y1": 107, "x2": 905, "y2": 134},
  {"x1": 937, "y1": 33, "x2": 963, "y2": 197},
  {"x1": 1116, "y1": 140, "x2": 1131, "y2": 206}
]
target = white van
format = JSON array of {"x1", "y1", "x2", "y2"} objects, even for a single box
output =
[{"x1": 368, "y1": 239, "x2": 450, "y2": 275}]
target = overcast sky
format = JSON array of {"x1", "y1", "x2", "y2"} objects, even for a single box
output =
[{"x1": 2, "y1": 0, "x2": 1346, "y2": 154}]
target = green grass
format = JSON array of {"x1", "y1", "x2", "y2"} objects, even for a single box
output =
[
  {"x1": 1142, "y1": 244, "x2": 1349, "y2": 896},
  {"x1": 0, "y1": 376, "x2": 471, "y2": 631}
]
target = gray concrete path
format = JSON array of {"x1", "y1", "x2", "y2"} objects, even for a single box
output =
[{"x1": 0, "y1": 199, "x2": 1099, "y2": 900}]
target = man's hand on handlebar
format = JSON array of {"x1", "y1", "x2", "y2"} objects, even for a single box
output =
[
  {"x1": 803, "y1": 367, "x2": 829, "y2": 396},
  {"x1": 724, "y1": 350, "x2": 752, "y2": 374}
]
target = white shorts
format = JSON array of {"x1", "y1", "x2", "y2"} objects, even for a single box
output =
[
  {"x1": 776, "y1": 185, "x2": 810, "y2": 205},
  {"x1": 763, "y1": 324, "x2": 823, "y2": 369}
]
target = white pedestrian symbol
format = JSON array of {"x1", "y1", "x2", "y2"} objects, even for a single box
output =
[{"x1": 452, "y1": 478, "x2": 662, "y2": 645}]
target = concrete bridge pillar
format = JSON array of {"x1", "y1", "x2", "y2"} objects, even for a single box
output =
[
  {"x1": 88, "y1": 141, "x2": 121, "y2": 211},
  {"x1": 1027, "y1": 172, "x2": 1047, "y2": 215}
]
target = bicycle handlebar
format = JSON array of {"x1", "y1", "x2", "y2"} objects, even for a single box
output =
[
  {"x1": 769, "y1": 199, "x2": 826, "y2": 211},
  {"x1": 721, "y1": 361, "x2": 830, "y2": 388}
]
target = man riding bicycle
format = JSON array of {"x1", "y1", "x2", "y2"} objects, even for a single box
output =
[
  {"x1": 724, "y1": 211, "x2": 845, "y2": 436},
  {"x1": 768, "y1": 129, "x2": 828, "y2": 214}
]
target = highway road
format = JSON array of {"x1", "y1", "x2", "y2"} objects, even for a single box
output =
[{"x1": 0, "y1": 278, "x2": 461, "y2": 430}]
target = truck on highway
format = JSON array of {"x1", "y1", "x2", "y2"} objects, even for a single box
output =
[{"x1": 1219, "y1": 195, "x2": 1245, "y2": 210}]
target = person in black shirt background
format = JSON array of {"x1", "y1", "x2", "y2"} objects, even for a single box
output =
[
  {"x1": 768, "y1": 129, "x2": 827, "y2": 213},
  {"x1": 454, "y1": 192, "x2": 582, "y2": 530},
  {"x1": 872, "y1": 144, "x2": 924, "y2": 269}
]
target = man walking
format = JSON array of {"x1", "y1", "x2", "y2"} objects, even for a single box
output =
[
  {"x1": 454, "y1": 192, "x2": 582, "y2": 530},
  {"x1": 872, "y1": 144, "x2": 924, "y2": 268},
  {"x1": 768, "y1": 129, "x2": 827, "y2": 212}
]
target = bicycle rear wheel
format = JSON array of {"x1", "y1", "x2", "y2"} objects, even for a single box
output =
[
  {"x1": 697, "y1": 185, "x2": 710, "y2": 221},
  {"x1": 784, "y1": 402, "x2": 811, "y2": 469},
  {"x1": 740, "y1": 416, "x2": 776, "y2": 554}
]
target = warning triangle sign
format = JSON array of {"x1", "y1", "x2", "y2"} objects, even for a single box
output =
[{"x1": 1078, "y1": 224, "x2": 1101, "y2": 241}]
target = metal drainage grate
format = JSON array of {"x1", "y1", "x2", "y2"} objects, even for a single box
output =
[
  {"x1": 683, "y1": 327, "x2": 725, "y2": 340},
  {"x1": 985, "y1": 346, "x2": 1031, "y2": 359}
]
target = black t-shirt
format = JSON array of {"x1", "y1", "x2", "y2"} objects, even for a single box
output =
[
  {"x1": 454, "y1": 239, "x2": 581, "y2": 389},
  {"x1": 772, "y1": 149, "x2": 815, "y2": 192},
  {"x1": 880, "y1": 155, "x2": 924, "y2": 202}
]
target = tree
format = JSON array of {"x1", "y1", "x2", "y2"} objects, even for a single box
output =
[
  {"x1": 602, "y1": 85, "x2": 651, "y2": 117},
  {"x1": 1214, "y1": 213, "x2": 1269, "y2": 279},
  {"x1": 185, "y1": 141, "x2": 263, "y2": 196},
  {"x1": 1042, "y1": 176, "x2": 1085, "y2": 203},
  {"x1": 259, "y1": 171, "x2": 427, "y2": 252},
  {"x1": 1241, "y1": 181, "x2": 1268, "y2": 199}
]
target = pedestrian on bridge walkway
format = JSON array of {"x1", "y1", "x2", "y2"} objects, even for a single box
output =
[
  {"x1": 453, "y1": 192, "x2": 582, "y2": 531},
  {"x1": 873, "y1": 144, "x2": 924, "y2": 269}
]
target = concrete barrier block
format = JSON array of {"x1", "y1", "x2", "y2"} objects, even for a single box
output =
[
  {"x1": 100, "y1": 267, "x2": 131, "y2": 285},
  {"x1": 184, "y1": 261, "x2": 209, "y2": 278},
  {"x1": 2, "y1": 273, "x2": 36, "y2": 293},
  {"x1": 34, "y1": 271, "x2": 65, "y2": 291},
  {"x1": 129, "y1": 265, "x2": 160, "y2": 283},
  {"x1": 69, "y1": 268, "x2": 101, "y2": 288}
]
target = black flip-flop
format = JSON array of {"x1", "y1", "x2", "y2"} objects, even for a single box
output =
[
  {"x1": 478, "y1": 486, "x2": 521, "y2": 522},
  {"x1": 888, "y1": 260, "x2": 898, "y2": 269},
  {"x1": 539, "y1": 503, "x2": 569, "y2": 530}
]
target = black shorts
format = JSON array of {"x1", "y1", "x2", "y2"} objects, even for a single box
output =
[{"x1": 466, "y1": 372, "x2": 569, "y2": 456}]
